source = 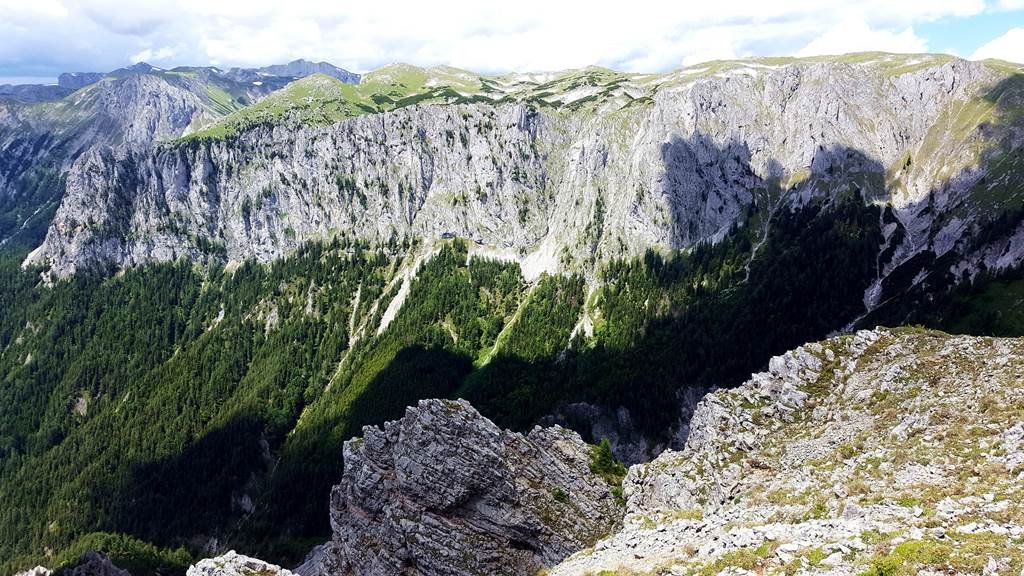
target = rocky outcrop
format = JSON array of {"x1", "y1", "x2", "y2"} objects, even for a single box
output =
[
  {"x1": 318, "y1": 399, "x2": 622, "y2": 576},
  {"x1": 552, "y1": 328, "x2": 1024, "y2": 575},
  {"x1": 188, "y1": 551, "x2": 295, "y2": 576}
]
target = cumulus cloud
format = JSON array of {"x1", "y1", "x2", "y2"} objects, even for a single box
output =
[
  {"x1": 129, "y1": 46, "x2": 176, "y2": 64},
  {"x1": 0, "y1": 0, "x2": 1014, "y2": 79},
  {"x1": 797, "y1": 20, "x2": 928, "y2": 56},
  {"x1": 970, "y1": 27, "x2": 1024, "y2": 61}
]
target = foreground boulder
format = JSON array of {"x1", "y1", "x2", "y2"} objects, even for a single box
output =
[
  {"x1": 317, "y1": 398, "x2": 622, "y2": 576},
  {"x1": 553, "y1": 328, "x2": 1024, "y2": 575}
]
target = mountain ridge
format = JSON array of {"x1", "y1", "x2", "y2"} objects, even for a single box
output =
[
  {"x1": 3, "y1": 51, "x2": 1024, "y2": 575},
  {"x1": 22, "y1": 53, "x2": 1024, "y2": 326}
]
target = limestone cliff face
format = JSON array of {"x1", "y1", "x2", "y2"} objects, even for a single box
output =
[
  {"x1": 314, "y1": 399, "x2": 622, "y2": 576},
  {"x1": 0, "y1": 72, "x2": 237, "y2": 251},
  {"x1": 24, "y1": 56, "x2": 1024, "y2": 317},
  {"x1": 1, "y1": 62, "x2": 360, "y2": 248},
  {"x1": 25, "y1": 103, "x2": 551, "y2": 275},
  {"x1": 0, "y1": 73, "x2": 221, "y2": 199}
]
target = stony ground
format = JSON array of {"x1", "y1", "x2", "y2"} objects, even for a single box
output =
[{"x1": 550, "y1": 328, "x2": 1024, "y2": 576}]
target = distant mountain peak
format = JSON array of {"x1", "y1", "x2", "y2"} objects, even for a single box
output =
[
  {"x1": 257, "y1": 59, "x2": 360, "y2": 84},
  {"x1": 122, "y1": 62, "x2": 155, "y2": 73}
]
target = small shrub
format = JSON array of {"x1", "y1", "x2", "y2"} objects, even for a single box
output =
[
  {"x1": 590, "y1": 438, "x2": 627, "y2": 503},
  {"x1": 837, "y1": 442, "x2": 859, "y2": 459},
  {"x1": 551, "y1": 488, "x2": 570, "y2": 503}
]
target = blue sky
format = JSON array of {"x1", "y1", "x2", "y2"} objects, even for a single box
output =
[
  {"x1": 1, "y1": 0, "x2": 1022, "y2": 84},
  {"x1": 918, "y1": 8, "x2": 1024, "y2": 55}
]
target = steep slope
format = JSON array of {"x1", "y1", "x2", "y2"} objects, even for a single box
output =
[
  {"x1": 0, "y1": 241, "x2": 402, "y2": 574},
  {"x1": 24, "y1": 54, "x2": 1024, "y2": 315},
  {"x1": 0, "y1": 61, "x2": 361, "y2": 254},
  {"x1": 553, "y1": 327, "x2": 1024, "y2": 575},
  {"x1": 0, "y1": 71, "x2": 237, "y2": 253}
]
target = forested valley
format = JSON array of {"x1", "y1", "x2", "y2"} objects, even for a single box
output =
[{"x1": 2, "y1": 191, "x2": 1023, "y2": 574}]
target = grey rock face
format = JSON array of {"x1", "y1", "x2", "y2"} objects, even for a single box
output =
[
  {"x1": 90, "y1": 74, "x2": 212, "y2": 146},
  {"x1": 26, "y1": 55, "x2": 1024, "y2": 316},
  {"x1": 27, "y1": 102, "x2": 552, "y2": 276},
  {"x1": 0, "y1": 68, "x2": 257, "y2": 247},
  {"x1": 326, "y1": 399, "x2": 622, "y2": 576}
]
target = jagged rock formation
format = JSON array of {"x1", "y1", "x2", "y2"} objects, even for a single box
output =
[
  {"x1": 188, "y1": 551, "x2": 295, "y2": 576},
  {"x1": 552, "y1": 327, "x2": 1024, "y2": 575},
  {"x1": 312, "y1": 398, "x2": 622, "y2": 576},
  {"x1": 22, "y1": 54, "x2": 1024, "y2": 318}
]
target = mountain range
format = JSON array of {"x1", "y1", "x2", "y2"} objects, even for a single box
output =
[{"x1": 1, "y1": 53, "x2": 1024, "y2": 575}]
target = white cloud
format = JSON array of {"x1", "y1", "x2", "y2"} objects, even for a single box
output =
[
  {"x1": 797, "y1": 19, "x2": 928, "y2": 57},
  {"x1": 0, "y1": 0, "x2": 69, "y2": 22},
  {"x1": 130, "y1": 46, "x2": 176, "y2": 64},
  {"x1": 0, "y1": 0, "x2": 1002, "y2": 77},
  {"x1": 970, "y1": 27, "x2": 1024, "y2": 61}
]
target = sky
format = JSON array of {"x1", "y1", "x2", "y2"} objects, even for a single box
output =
[{"x1": 1, "y1": 0, "x2": 1023, "y2": 84}]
